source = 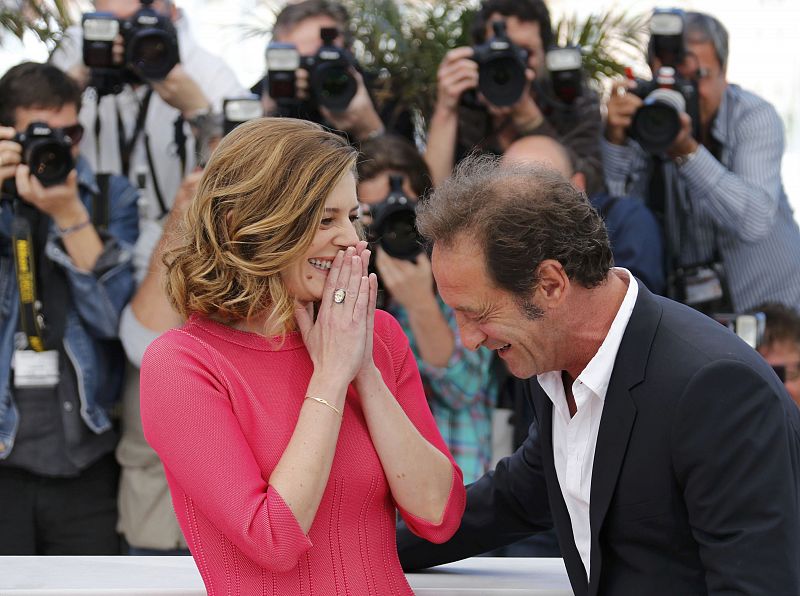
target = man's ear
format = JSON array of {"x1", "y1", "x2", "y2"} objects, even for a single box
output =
[
  {"x1": 570, "y1": 172, "x2": 586, "y2": 193},
  {"x1": 535, "y1": 259, "x2": 569, "y2": 306}
]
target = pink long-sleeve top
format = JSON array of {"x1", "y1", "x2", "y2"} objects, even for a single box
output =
[{"x1": 140, "y1": 309, "x2": 465, "y2": 595}]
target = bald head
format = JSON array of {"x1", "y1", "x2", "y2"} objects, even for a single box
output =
[{"x1": 502, "y1": 135, "x2": 574, "y2": 178}]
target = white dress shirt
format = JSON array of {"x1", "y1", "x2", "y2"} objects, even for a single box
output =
[{"x1": 537, "y1": 268, "x2": 638, "y2": 580}]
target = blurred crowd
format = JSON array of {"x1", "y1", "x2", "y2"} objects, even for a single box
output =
[{"x1": 0, "y1": 0, "x2": 799, "y2": 557}]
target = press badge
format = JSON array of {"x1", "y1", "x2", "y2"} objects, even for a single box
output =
[{"x1": 12, "y1": 350, "x2": 60, "y2": 388}]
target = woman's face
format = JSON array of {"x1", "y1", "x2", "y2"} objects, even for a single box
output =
[{"x1": 282, "y1": 171, "x2": 361, "y2": 303}]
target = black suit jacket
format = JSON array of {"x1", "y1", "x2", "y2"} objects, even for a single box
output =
[{"x1": 399, "y1": 283, "x2": 800, "y2": 595}]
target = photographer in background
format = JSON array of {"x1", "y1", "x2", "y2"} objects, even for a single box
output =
[
  {"x1": 603, "y1": 10, "x2": 800, "y2": 313},
  {"x1": 358, "y1": 134, "x2": 496, "y2": 483},
  {"x1": 257, "y1": 0, "x2": 412, "y2": 143},
  {"x1": 50, "y1": 0, "x2": 245, "y2": 223},
  {"x1": 756, "y1": 303, "x2": 800, "y2": 409},
  {"x1": 0, "y1": 62, "x2": 139, "y2": 554},
  {"x1": 426, "y1": 0, "x2": 603, "y2": 191}
]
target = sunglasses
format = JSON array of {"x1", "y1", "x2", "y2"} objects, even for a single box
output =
[{"x1": 61, "y1": 123, "x2": 84, "y2": 147}]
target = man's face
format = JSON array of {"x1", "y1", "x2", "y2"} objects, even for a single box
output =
[
  {"x1": 357, "y1": 170, "x2": 418, "y2": 226},
  {"x1": 14, "y1": 104, "x2": 83, "y2": 160},
  {"x1": 94, "y1": 0, "x2": 172, "y2": 20},
  {"x1": 275, "y1": 14, "x2": 344, "y2": 56},
  {"x1": 652, "y1": 39, "x2": 727, "y2": 131},
  {"x1": 432, "y1": 235, "x2": 558, "y2": 379},
  {"x1": 485, "y1": 14, "x2": 545, "y2": 74},
  {"x1": 758, "y1": 341, "x2": 800, "y2": 409}
]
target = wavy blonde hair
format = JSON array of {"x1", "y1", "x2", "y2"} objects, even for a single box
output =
[{"x1": 165, "y1": 117, "x2": 358, "y2": 333}]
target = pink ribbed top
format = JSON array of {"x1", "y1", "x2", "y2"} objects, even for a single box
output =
[{"x1": 140, "y1": 309, "x2": 465, "y2": 595}]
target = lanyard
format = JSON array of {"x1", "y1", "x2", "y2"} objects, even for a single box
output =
[{"x1": 11, "y1": 204, "x2": 49, "y2": 352}]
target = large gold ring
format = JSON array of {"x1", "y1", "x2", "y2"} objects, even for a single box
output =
[{"x1": 333, "y1": 289, "x2": 346, "y2": 304}]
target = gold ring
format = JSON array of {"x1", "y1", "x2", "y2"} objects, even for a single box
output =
[{"x1": 333, "y1": 289, "x2": 346, "y2": 304}]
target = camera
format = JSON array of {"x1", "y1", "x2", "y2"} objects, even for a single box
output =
[
  {"x1": 367, "y1": 174, "x2": 422, "y2": 261},
  {"x1": 265, "y1": 27, "x2": 357, "y2": 112},
  {"x1": 14, "y1": 122, "x2": 75, "y2": 187},
  {"x1": 713, "y1": 312, "x2": 766, "y2": 350},
  {"x1": 545, "y1": 46, "x2": 583, "y2": 104},
  {"x1": 82, "y1": 0, "x2": 179, "y2": 83},
  {"x1": 472, "y1": 20, "x2": 528, "y2": 107},
  {"x1": 629, "y1": 8, "x2": 699, "y2": 154},
  {"x1": 222, "y1": 96, "x2": 263, "y2": 136}
]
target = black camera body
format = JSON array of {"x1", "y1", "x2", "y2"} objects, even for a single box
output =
[
  {"x1": 265, "y1": 27, "x2": 357, "y2": 112},
  {"x1": 14, "y1": 122, "x2": 75, "y2": 188},
  {"x1": 629, "y1": 8, "x2": 700, "y2": 154},
  {"x1": 367, "y1": 174, "x2": 422, "y2": 261},
  {"x1": 82, "y1": 0, "x2": 179, "y2": 84},
  {"x1": 472, "y1": 20, "x2": 528, "y2": 108},
  {"x1": 630, "y1": 66, "x2": 699, "y2": 154}
]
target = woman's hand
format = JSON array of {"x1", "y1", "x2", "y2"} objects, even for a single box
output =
[{"x1": 295, "y1": 245, "x2": 372, "y2": 387}]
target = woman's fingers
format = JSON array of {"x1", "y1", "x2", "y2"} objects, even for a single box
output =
[
  {"x1": 318, "y1": 249, "x2": 344, "y2": 319},
  {"x1": 353, "y1": 275, "x2": 370, "y2": 321},
  {"x1": 345, "y1": 254, "x2": 362, "y2": 307}
]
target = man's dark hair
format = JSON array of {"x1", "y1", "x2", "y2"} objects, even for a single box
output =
[
  {"x1": 273, "y1": 0, "x2": 353, "y2": 47},
  {"x1": 471, "y1": 0, "x2": 554, "y2": 48},
  {"x1": 416, "y1": 153, "x2": 612, "y2": 301},
  {"x1": 0, "y1": 62, "x2": 82, "y2": 127},
  {"x1": 357, "y1": 135, "x2": 431, "y2": 199},
  {"x1": 757, "y1": 303, "x2": 800, "y2": 349}
]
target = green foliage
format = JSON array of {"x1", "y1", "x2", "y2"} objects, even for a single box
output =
[
  {"x1": 0, "y1": 0, "x2": 72, "y2": 48},
  {"x1": 344, "y1": 0, "x2": 648, "y2": 130},
  {"x1": 554, "y1": 10, "x2": 650, "y2": 87}
]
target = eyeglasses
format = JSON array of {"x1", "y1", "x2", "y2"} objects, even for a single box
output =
[{"x1": 61, "y1": 123, "x2": 84, "y2": 147}]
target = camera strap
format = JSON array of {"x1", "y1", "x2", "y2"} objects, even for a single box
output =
[
  {"x1": 111, "y1": 89, "x2": 170, "y2": 219},
  {"x1": 11, "y1": 201, "x2": 69, "y2": 352},
  {"x1": 93, "y1": 174, "x2": 111, "y2": 232},
  {"x1": 117, "y1": 89, "x2": 153, "y2": 179}
]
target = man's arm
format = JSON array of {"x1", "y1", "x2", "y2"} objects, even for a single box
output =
[
  {"x1": 397, "y1": 416, "x2": 553, "y2": 570},
  {"x1": 672, "y1": 359, "x2": 800, "y2": 593},
  {"x1": 677, "y1": 99, "x2": 786, "y2": 242}
]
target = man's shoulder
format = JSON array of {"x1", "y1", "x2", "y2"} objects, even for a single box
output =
[{"x1": 726, "y1": 83, "x2": 781, "y2": 122}]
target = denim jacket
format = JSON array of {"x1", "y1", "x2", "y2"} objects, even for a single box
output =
[{"x1": 0, "y1": 157, "x2": 139, "y2": 457}]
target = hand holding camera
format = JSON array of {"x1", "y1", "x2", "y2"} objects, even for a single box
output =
[
  {"x1": 375, "y1": 248, "x2": 435, "y2": 312},
  {"x1": 0, "y1": 126, "x2": 23, "y2": 186}
]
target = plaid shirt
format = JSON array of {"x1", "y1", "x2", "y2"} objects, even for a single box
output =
[{"x1": 389, "y1": 299, "x2": 496, "y2": 484}]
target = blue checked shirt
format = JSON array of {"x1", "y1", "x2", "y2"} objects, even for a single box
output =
[
  {"x1": 602, "y1": 83, "x2": 800, "y2": 312},
  {"x1": 389, "y1": 299, "x2": 497, "y2": 484}
]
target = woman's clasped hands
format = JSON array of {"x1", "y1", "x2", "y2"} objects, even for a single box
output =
[{"x1": 295, "y1": 240, "x2": 379, "y2": 386}]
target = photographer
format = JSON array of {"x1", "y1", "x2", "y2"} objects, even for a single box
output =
[
  {"x1": 426, "y1": 0, "x2": 603, "y2": 191},
  {"x1": 50, "y1": 0, "x2": 245, "y2": 222},
  {"x1": 0, "y1": 62, "x2": 139, "y2": 554},
  {"x1": 603, "y1": 10, "x2": 800, "y2": 313},
  {"x1": 257, "y1": 0, "x2": 412, "y2": 143},
  {"x1": 756, "y1": 303, "x2": 800, "y2": 409},
  {"x1": 358, "y1": 134, "x2": 496, "y2": 483}
]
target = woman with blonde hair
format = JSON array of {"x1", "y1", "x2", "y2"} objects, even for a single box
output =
[{"x1": 140, "y1": 118, "x2": 465, "y2": 594}]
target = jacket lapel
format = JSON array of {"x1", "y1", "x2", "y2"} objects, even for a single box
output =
[{"x1": 586, "y1": 282, "x2": 662, "y2": 595}]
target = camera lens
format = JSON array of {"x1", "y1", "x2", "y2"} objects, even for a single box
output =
[
  {"x1": 129, "y1": 32, "x2": 174, "y2": 79},
  {"x1": 313, "y1": 63, "x2": 357, "y2": 111},
  {"x1": 631, "y1": 88, "x2": 685, "y2": 154},
  {"x1": 479, "y1": 56, "x2": 526, "y2": 107},
  {"x1": 377, "y1": 209, "x2": 422, "y2": 260},
  {"x1": 27, "y1": 141, "x2": 73, "y2": 187}
]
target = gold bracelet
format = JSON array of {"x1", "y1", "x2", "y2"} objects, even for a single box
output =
[{"x1": 305, "y1": 396, "x2": 342, "y2": 417}]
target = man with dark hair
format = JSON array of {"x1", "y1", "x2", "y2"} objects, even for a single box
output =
[
  {"x1": 425, "y1": 0, "x2": 603, "y2": 192},
  {"x1": 397, "y1": 154, "x2": 800, "y2": 594},
  {"x1": 0, "y1": 62, "x2": 139, "y2": 554},
  {"x1": 756, "y1": 303, "x2": 800, "y2": 409},
  {"x1": 604, "y1": 10, "x2": 800, "y2": 313},
  {"x1": 257, "y1": 0, "x2": 412, "y2": 142}
]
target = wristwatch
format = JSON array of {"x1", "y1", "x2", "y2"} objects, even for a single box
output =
[{"x1": 674, "y1": 145, "x2": 700, "y2": 168}]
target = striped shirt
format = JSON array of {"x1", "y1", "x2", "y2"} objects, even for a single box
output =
[
  {"x1": 389, "y1": 299, "x2": 497, "y2": 484},
  {"x1": 602, "y1": 83, "x2": 800, "y2": 312}
]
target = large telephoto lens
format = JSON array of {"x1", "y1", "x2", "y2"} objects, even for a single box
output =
[
  {"x1": 479, "y1": 55, "x2": 526, "y2": 107},
  {"x1": 631, "y1": 88, "x2": 685, "y2": 154},
  {"x1": 27, "y1": 140, "x2": 73, "y2": 187}
]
